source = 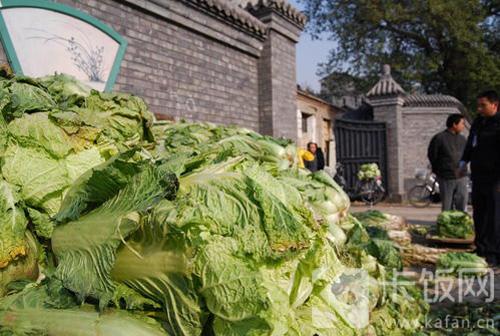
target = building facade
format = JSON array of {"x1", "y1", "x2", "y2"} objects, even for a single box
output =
[{"x1": 296, "y1": 87, "x2": 339, "y2": 168}]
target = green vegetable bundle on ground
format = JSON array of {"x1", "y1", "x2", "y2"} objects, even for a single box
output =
[
  {"x1": 0, "y1": 74, "x2": 428, "y2": 335},
  {"x1": 436, "y1": 211, "x2": 474, "y2": 239},
  {"x1": 344, "y1": 215, "x2": 403, "y2": 272},
  {"x1": 436, "y1": 252, "x2": 489, "y2": 276}
]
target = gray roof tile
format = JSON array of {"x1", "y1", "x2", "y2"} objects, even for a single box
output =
[
  {"x1": 366, "y1": 64, "x2": 406, "y2": 97},
  {"x1": 245, "y1": 0, "x2": 307, "y2": 28},
  {"x1": 403, "y1": 94, "x2": 463, "y2": 108},
  {"x1": 184, "y1": 0, "x2": 268, "y2": 37}
]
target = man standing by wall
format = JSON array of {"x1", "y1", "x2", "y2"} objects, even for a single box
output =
[
  {"x1": 459, "y1": 90, "x2": 500, "y2": 266},
  {"x1": 427, "y1": 114, "x2": 468, "y2": 211}
]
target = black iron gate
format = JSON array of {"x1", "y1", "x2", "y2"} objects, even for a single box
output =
[{"x1": 334, "y1": 118, "x2": 388, "y2": 192}]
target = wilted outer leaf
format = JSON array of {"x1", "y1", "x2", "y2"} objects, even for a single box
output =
[
  {"x1": 0, "y1": 180, "x2": 28, "y2": 269},
  {"x1": 2, "y1": 112, "x2": 105, "y2": 215},
  {"x1": 112, "y1": 222, "x2": 205, "y2": 336},
  {"x1": 27, "y1": 208, "x2": 54, "y2": 239},
  {"x1": 0, "y1": 278, "x2": 166, "y2": 335},
  {"x1": 79, "y1": 90, "x2": 154, "y2": 142},
  {"x1": 1, "y1": 79, "x2": 55, "y2": 120},
  {"x1": 0, "y1": 231, "x2": 39, "y2": 297},
  {"x1": 52, "y1": 164, "x2": 177, "y2": 306},
  {"x1": 0, "y1": 307, "x2": 168, "y2": 335},
  {"x1": 55, "y1": 150, "x2": 146, "y2": 223},
  {"x1": 2, "y1": 145, "x2": 69, "y2": 215},
  {"x1": 195, "y1": 236, "x2": 267, "y2": 322},
  {"x1": 39, "y1": 73, "x2": 91, "y2": 108}
]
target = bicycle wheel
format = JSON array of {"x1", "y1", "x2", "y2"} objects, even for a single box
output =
[
  {"x1": 371, "y1": 186, "x2": 386, "y2": 205},
  {"x1": 408, "y1": 185, "x2": 431, "y2": 208},
  {"x1": 359, "y1": 180, "x2": 380, "y2": 205}
]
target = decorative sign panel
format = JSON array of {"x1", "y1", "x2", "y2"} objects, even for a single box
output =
[{"x1": 0, "y1": 0, "x2": 127, "y2": 91}]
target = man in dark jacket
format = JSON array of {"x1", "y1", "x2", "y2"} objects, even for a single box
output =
[
  {"x1": 458, "y1": 90, "x2": 500, "y2": 266},
  {"x1": 427, "y1": 114, "x2": 468, "y2": 211}
]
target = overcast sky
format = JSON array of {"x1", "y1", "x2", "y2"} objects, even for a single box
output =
[{"x1": 288, "y1": 0, "x2": 336, "y2": 92}]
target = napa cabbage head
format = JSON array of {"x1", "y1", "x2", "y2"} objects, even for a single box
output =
[
  {"x1": 0, "y1": 76, "x2": 55, "y2": 121},
  {"x1": 0, "y1": 279, "x2": 166, "y2": 336},
  {"x1": 437, "y1": 211, "x2": 474, "y2": 239},
  {"x1": 52, "y1": 158, "x2": 178, "y2": 307}
]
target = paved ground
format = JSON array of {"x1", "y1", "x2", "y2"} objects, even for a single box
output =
[
  {"x1": 350, "y1": 202, "x2": 473, "y2": 226},
  {"x1": 351, "y1": 202, "x2": 499, "y2": 307}
]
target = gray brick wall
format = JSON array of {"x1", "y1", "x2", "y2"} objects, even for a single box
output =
[
  {"x1": 373, "y1": 101, "x2": 466, "y2": 198},
  {"x1": 258, "y1": 30, "x2": 298, "y2": 140},
  {"x1": 78, "y1": 0, "x2": 258, "y2": 128},
  {"x1": 401, "y1": 107, "x2": 466, "y2": 190},
  {"x1": 258, "y1": 33, "x2": 274, "y2": 135},
  {"x1": 371, "y1": 97, "x2": 405, "y2": 201},
  {"x1": 269, "y1": 29, "x2": 298, "y2": 141},
  {"x1": 255, "y1": 12, "x2": 300, "y2": 141}
]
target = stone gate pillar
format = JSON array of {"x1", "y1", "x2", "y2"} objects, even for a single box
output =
[
  {"x1": 247, "y1": 0, "x2": 305, "y2": 141},
  {"x1": 367, "y1": 65, "x2": 406, "y2": 201}
]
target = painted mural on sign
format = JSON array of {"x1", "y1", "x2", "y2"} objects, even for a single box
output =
[{"x1": 2, "y1": 7, "x2": 119, "y2": 91}]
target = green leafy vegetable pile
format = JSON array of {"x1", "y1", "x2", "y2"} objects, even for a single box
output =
[
  {"x1": 436, "y1": 252, "x2": 489, "y2": 276},
  {"x1": 352, "y1": 210, "x2": 388, "y2": 227},
  {"x1": 357, "y1": 163, "x2": 381, "y2": 181},
  {"x1": 0, "y1": 75, "x2": 428, "y2": 335},
  {"x1": 436, "y1": 211, "x2": 474, "y2": 239}
]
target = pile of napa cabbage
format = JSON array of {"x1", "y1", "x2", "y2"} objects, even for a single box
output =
[{"x1": 0, "y1": 74, "x2": 427, "y2": 335}]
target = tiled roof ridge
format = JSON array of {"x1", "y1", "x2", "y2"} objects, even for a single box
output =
[
  {"x1": 245, "y1": 0, "x2": 307, "y2": 28},
  {"x1": 403, "y1": 94, "x2": 463, "y2": 107},
  {"x1": 366, "y1": 64, "x2": 406, "y2": 97},
  {"x1": 183, "y1": 0, "x2": 268, "y2": 37}
]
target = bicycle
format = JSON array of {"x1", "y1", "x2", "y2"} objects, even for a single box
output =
[
  {"x1": 407, "y1": 168, "x2": 440, "y2": 208},
  {"x1": 334, "y1": 163, "x2": 386, "y2": 206}
]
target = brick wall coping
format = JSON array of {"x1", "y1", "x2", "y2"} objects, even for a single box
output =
[
  {"x1": 185, "y1": 0, "x2": 267, "y2": 37},
  {"x1": 122, "y1": 0, "x2": 265, "y2": 56},
  {"x1": 246, "y1": 0, "x2": 306, "y2": 29},
  {"x1": 403, "y1": 94, "x2": 464, "y2": 109}
]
